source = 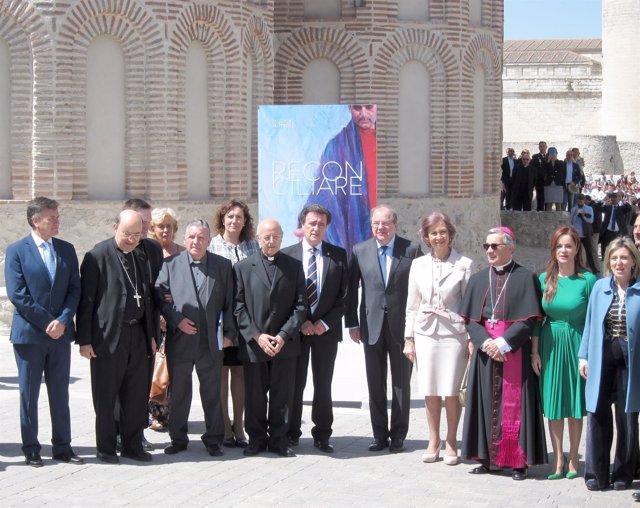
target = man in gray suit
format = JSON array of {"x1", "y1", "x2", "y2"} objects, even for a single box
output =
[
  {"x1": 346, "y1": 205, "x2": 422, "y2": 453},
  {"x1": 155, "y1": 219, "x2": 236, "y2": 457}
]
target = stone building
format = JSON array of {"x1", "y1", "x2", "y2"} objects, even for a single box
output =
[
  {"x1": 502, "y1": 0, "x2": 640, "y2": 174},
  {"x1": 0, "y1": 0, "x2": 505, "y2": 329}
]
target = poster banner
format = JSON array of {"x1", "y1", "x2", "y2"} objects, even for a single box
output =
[{"x1": 258, "y1": 104, "x2": 377, "y2": 254}]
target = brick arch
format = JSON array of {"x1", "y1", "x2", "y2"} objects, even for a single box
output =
[
  {"x1": 461, "y1": 33, "x2": 502, "y2": 197},
  {"x1": 168, "y1": 3, "x2": 241, "y2": 199},
  {"x1": 244, "y1": 15, "x2": 274, "y2": 197},
  {"x1": 373, "y1": 29, "x2": 458, "y2": 197},
  {"x1": 274, "y1": 27, "x2": 369, "y2": 104},
  {"x1": 0, "y1": 1, "x2": 39, "y2": 199},
  {"x1": 58, "y1": 0, "x2": 164, "y2": 199}
]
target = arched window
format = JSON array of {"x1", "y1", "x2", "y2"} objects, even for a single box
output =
[
  {"x1": 303, "y1": 58, "x2": 340, "y2": 104},
  {"x1": 473, "y1": 65, "x2": 486, "y2": 194},
  {"x1": 185, "y1": 41, "x2": 210, "y2": 200},
  {"x1": 86, "y1": 36, "x2": 125, "y2": 199},
  {"x1": 0, "y1": 39, "x2": 10, "y2": 198},
  {"x1": 399, "y1": 61, "x2": 431, "y2": 195}
]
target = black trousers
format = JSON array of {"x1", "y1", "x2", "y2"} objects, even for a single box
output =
[
  {"x1": 363, "y1": 316, "x2": 413, "y2": 441},
  {"x1": 167, "y1": 344, "x2": 224, "y2": 448},
  {"x1": 288, "y1": 335, "x2": 339, "y2": 442},
  {"x1": 244, "y1": 356, "x2": 296, "y2": 448},
  {"x1": 535, "y1": 180, "x2": 545, "y2": 211},
  {"x1": 585, "y1": 338, "x2": 639, "y2": 488},
  {"x1": 580, "y1": 235, "x2": 598, "y2": 274},
  {"x1": 91, "y1": 323, "x2": 149, "y2": 455}
]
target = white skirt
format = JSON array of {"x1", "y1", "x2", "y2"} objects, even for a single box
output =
[{"x1": 414, "y1": 330, "x2": 467, "y2": 397}]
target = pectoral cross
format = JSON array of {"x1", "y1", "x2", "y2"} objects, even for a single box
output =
[
  {"x1": 133, "y1": 291, "x2": 142, "y2": 308},
  {"x1": 487, "y1": 314, "x2": 497, "y2": 329}
]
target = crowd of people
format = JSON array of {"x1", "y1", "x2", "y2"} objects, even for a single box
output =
[{"x1": 5, "y1": 196, "x2": 640, "y2": 502}]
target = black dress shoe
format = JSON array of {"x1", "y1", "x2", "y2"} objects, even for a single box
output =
[
  {"x1": 368, "y1": 438, "x2": 389, "y2": 452},
  {"x1": 96, "y1": 451, "x2": 119, "y2": 464},
  {"x1": 632, "y1": 491, "x2": 640, "y2": 502},
  {"x1": 235, "y1": 438, "x2": 249, "y2": 448},
  {"x1": 24, "y1": 452, "x2": 43, "y2": 467},
  {"x1": 586, "y1": 478, "x2": 601, "y2": 491},
  {"x1": 313, "y1": 440, "x2": 334, "y2": 453},
  {"x1": 121, "y1": 450, "x2": 152, "y2": 462},
  {"x1": 389, "y1": 439, "x2": 405, "y2": 453},
  {"x1": 243, "y1": 443, "x2": 267, "y2": 457},
  {"x1": 52, "y1": 452, "x2": 84, "y2": 464},
  {"x1": 512, "y1": 468, "x2": 528, "y2": 481},
  {"x1": 469, "y1": 465, "x2": 490, "y2": 475},
  {"x1": 222, "y1": 437, "x2": 236, "y2": 448},
  {"x1": 164, "y1": 443, "x2": 188, "y2": 455},
  {"x1": 268, "y1": 445, "x2": 295, "y2": 457},
  {"x1": 288, "y1": 436, "x2": 300, "y2": 447},
  {"x1": 613, "y1": 480, "x2": 631, "y2": 491},
  {"x1": 206, "y1": 444, "x2": 224, "y2": 457}
]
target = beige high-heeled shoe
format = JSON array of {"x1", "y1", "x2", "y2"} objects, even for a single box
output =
[
  {"x1": 443, "y1": 453, "x2": 459, "y2": 466},
  {"x1": 422, "y1": 440, "x2": 441, "y2": 463}
]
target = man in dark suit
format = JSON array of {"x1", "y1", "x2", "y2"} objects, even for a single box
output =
[
  {"x1": 346, "y1": 204, "x2": 422, "y2": 453},
  {"x1": 283, "y1": 205, "x2": 348, "y2": 453},
  {"x1": 4, "y1": 197, "x2": 82, "y2": 467},
  {"x1": 600, "y1": 191, "x2": 632, "y2": 257},
  {"x1": 500, "y1": 148, "x2": 516, "y2": 210},
  {"x1": 155, "y1": 219, "x2": 236, "y2": 457},
  {"x1": 532, "y1": 141, "x2": 548, "y2": 211},
  {"x1": 76, "y1": 210, "x2": 157, "y2": 464},
  {"x1": 563, "y1": 149, "x2": 585, "y2": 211},
  {"x1": 234, "y1": 218, "x2": 307, "y2": 457}
]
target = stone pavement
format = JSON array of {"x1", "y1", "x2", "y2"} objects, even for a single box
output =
[{"x1": 0, "y1": 335, "x2": 632, "y2": 507}]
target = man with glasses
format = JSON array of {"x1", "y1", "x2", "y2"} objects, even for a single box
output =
[
  {"x1": 460, "y1": 227, "x2": 546, "y2": 481},
  {"x1": 234, "y1": 218, "x2": 307, "y2": 457},
  {"x1": 346, "y1": 205, "x2": 422, "y2": 453},
  {"x1": 76, "y1": 210, "x2": 158, "y2": 464}
]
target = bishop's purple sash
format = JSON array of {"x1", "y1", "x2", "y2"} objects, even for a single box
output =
[{"x1": 485, "y1": 320, "x2": 527, "y2": 469}]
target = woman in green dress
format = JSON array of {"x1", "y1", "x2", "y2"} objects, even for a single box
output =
[{"x1": 532, "y1": 226, "x2": 597, "y2": 479}]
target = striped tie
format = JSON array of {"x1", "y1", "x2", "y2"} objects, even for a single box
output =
[{"x1": 307, "y1": 247, "x2": 318, "y2": 308}]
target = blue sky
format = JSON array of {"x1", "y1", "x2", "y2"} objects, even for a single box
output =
[{"x1": 504, "y1": 0, "x2": 602, "y2": 40}]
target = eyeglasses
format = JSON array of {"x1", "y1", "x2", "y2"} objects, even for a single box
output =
[{"x1": 482, "y1": 243, "x2": 505, "y2": 251}]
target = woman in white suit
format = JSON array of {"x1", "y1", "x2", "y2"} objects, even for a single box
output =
[{"x1": 404, "y1": 211, "x2": 473, "y2": 465}]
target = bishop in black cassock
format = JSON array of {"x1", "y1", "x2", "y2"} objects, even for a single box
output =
[{"x1": 459, "y1": 227, "x2": 547, "y2": 480}]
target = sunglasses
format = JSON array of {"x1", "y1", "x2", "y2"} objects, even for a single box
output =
[{"x1": 482, "y1": 243, "x2": 505, "y2": 251}]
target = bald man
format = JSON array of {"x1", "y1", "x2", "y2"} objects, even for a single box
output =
[
  {"x1": 234, "y1": 219, "x2": 307, "y2": 457},
  {"x1": 76, "y1": 210, "x2": 157, "y2": 464}
]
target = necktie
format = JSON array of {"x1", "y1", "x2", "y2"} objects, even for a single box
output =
[
  {"x1": 379, "y1": 245, "x2": 388, "y2": 286},
  {"x1": 610, "y1": 206, "x2": 618, "y2": 231},
  {"x1": 307, "y1": 247, "x2": 318, "y2": 308},
  {"x1": 42, "y1": 241, "x2": 56, "y2": 282}
]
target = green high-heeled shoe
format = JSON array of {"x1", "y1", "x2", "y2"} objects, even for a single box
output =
[
  {"x1": 548, "y1": 454, "x2": 567, "y2": 480},
  {"x1": 565, "y1": 456, "x2": 579, "y2": 479}
]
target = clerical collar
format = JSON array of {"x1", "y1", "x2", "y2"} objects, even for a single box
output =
[
  {"x1": 188, "y1": 253, "x2": 207, "y2": 266},
  {"x1": 261, "y1": 251, "x2": 279, "y2": 262},
  {"x1": 492, "y1": 259, "x2": 514, "y2": 274}
]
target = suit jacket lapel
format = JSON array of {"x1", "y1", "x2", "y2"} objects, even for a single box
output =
[
  {"x1": 106, "y1": 240, "x2": 127, "y2": 291},
  {"x1": 203, "y1": 253, "x2": 217, "y2": 307},
  {"x1": 25, "y1": 235, "x2": 51, "y2": 282},
  {"x1": 252, "y1": 257, "x2": 271, "y2": 291},
  {"x1": 388, "y1": 238, "x2": 402, "y2": 281},
  {"x1": 320, "y1": 244, "x2": 331, "y2": 286},
  {"x1": 177, "y1": 252, "x2": 199, "y2": 304}
]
